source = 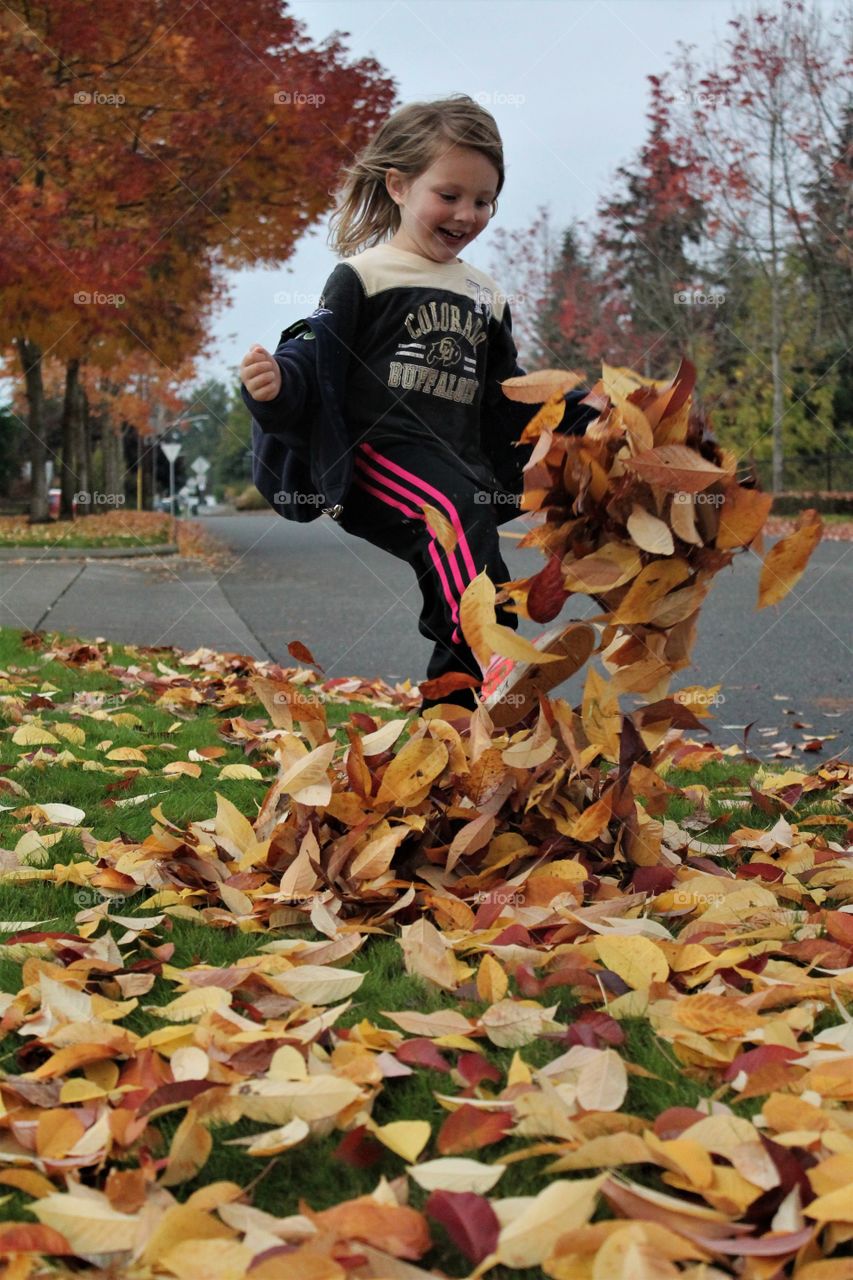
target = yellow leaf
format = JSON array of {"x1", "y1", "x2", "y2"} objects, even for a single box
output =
[
  {"x1": 12, "y1": 722, "x2": 59, "y2": 746},
  {"x1": 502, "y1": 369, "x2": 585, "y2": 403},
  {"x1": 497, "y1": 1176, "x2": 606, "y2": 1267},
  {"x1": 217, "y1": 763, "x2": 263, "y2": 780},
  {"x1": 369, "y1": 1119, "x2": 431, "y2": 1162},
  {"x1": 33, "y1": 1193, "x2": 142, "y2": 1255},
  {"x1": 51, "y1": 722, "x2": 85, "y2": 745},
  {"x1": 235, "y1": 1076, "x2": 361, "y2": 1125},
  {"x1": 459, "y1": 570, "x2": 497, "y2": 669},
  {"x1": 158, "y1": 1240, "x2": 254, "y2": 1280},
  {"x1": 562, "y1": 542, "x2": 643, "y2": 593},
  {"x1": 406, "y1": 1157, "x2": 505, "y2": 1194},
  {"x1": 375, "y1": 739, "x2": 448, "y2": 807},
  {"x1": 612, "y1": 559, "x2": 691, "y2": 624},
  {"x1": 477, "y1": 954, "x2": 508, "y2": 1003},
  {"x1": 148, "y1": 987, "x2": 232, "y2": 1023},
  {"x1": 480, "y1": 999, "x2": 560, "y2": 1048},
  {"x1": 576, "y1": 1048, "x2": 628, "y2": 1112},
  {"x1": 481, "y1": 621, "x2": 564, "y2": 665},
  {"x1": 273, "y1": 964, "x2": 364, "y2": 1005},
  {"x1": 594, "y1": 936, "x2": 669, "y2": 989},
  {"x1": 581, "y1": 667, "x2": 621, "y2": 762},
  {"x1": 350, "y1": 824, "x2": 411, "y2": 879},
  {"x1": 420, "y1": 502, "x2": 457, "y2": 555},
  {"x1": 627, "y1": 505, "x2": 674, "y2": 556},
  {"x1": 140, "y1": 1203, "x2": 233, "y2": 1262},
  {"x1": 401, "y1": 918, "x2": 461, "y2": 992},
  {"x1": 159, "y1": 1113, "x2": 213, "y2": 1187},
  {"x1": 669, "y1": 493, "x2": 702, "y2": 545}
]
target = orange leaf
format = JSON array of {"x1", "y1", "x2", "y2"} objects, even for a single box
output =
[
  {"x1": 757, "y1": 509, "x2": 822, "y2": 608},
  {"x1": 715, "y1": 486, "x2": 773, "y2": 550},
  {"x1": 307, "y1": 1197, "x2": 431, "y2": 1260},
  {"x1": 623, "y1": 445, "x2": 725, "y2": 493},
  {"x1": 437, "y1": 1105, "x2": 513, "y2": 1155}
]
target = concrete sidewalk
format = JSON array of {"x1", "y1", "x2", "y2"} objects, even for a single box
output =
[{"x1": 0, "y1": 553, "x2": 269, "y2": 660}]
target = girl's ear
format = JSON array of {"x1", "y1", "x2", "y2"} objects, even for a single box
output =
[{"x1": 385, "y1": 167, "x2": 409, "y2": 205}]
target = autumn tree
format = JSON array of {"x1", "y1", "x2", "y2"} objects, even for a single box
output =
[
  {"x1": 595, "y1": 75, "x2": 709, "y2": 381},
  {"x1": 0, "y1": 0, "x2": 395, "y2": 519},
  {"x1": 670, "y1": 0, "x2": 851, "y2": 490}
]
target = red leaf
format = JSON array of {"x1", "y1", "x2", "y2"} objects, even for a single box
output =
[
  {"x1": 425, "y1": 1191, "x2": 500, "y2": 1265},
  {"x1": 526, "y1": 555, "x2": 570, "y2": 624},
  {"x1": 736, "y1": 863, "x2": 785, "y2": 883},
  {"x1": 825, "y1": 912, "x2": 853, "y2": 948},
  {"x1": 395, "y1": 1039, "x2": 452, "y2": 1073},
  {"x1": 653, "y1": 1107, "x2": 707, "y2": 1140},
  {"x1": 491, "y1": 924, "x2": 531, "y2": 947},
  {"x1": 566, "y1": 1010, "x2": 625, "y2": 1048},
  {"x1": 418, "y1": 671, "x2": 482, "y2": 699},
  {"x1": 456, "y1": 1053, "x2": 502, "y2": 1089},
  {"x1": 350, "y1": 713, "x2": 378, "y2": 733},
  {"x1": 437, "y1": 1104, "x2": 513, "y2": 1156},
  {"x1": 333, "y1": 1125, "x2": 384, "y2": 1168},
  {"x1": 287, "y1": 640, "x2": 323, "y2": 670},
  {"x1": 723, "y1": 1045, "x2": 804, "y2": 1082}
]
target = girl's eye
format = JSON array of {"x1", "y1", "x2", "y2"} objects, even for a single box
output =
[{"x1": 440, "y1": 194, "x2": 490, "y2": 208}]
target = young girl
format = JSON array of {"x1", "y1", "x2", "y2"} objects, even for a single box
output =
[{"x1": 240, "y1": 94, "x2": 595, "y2": 717}]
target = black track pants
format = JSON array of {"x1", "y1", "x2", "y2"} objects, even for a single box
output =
[{"x1": 337, "y1": 440, "x2": 518, "y2": 706}]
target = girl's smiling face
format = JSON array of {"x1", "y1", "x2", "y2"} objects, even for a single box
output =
[{"x1": 385, "y1": 145, "x2": 499, "y2": 264}]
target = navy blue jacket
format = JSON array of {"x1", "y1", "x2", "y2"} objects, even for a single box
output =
[{"x1": 242, "y1": 304, "x2": 598, "y2": 524}]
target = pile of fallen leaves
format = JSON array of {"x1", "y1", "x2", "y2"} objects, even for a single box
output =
[{"x1": 1, "y1": 360, "x2": 851, "y2": 1278}]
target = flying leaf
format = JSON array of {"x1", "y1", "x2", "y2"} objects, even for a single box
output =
[{"x1": 757, "y1": 509, "x2": 822, "y2": 608}]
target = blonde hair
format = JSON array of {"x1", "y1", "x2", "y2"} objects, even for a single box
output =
[{"x1": 327, "y1": 94, "x2": 505, "y2": 258}]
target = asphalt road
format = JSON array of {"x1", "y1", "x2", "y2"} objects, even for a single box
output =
[{"x1": 208, "y1": 513, "x2": 851, "y2": 760}]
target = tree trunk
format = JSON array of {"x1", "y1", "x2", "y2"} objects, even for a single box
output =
[
  {"x1": 72, "y1": 371, "x2": 91, "y2": 517},
  {"x1": 102, "y1": 422, "x2": 124, "y2": 506},
  {"x1": 17, "y1": 339, "x2": 50, "y2": 523},
  {"x1": 60, "y1": 357, "x2": 80, "y2": 519}
]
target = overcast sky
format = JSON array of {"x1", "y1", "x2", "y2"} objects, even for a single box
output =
[{"x1": 200, "y1": 0, "x2": 761, "y2": 387}]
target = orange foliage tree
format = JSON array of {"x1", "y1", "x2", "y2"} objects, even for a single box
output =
[{"x1": 0, "y1": 1, "x2": 396, "y2": 518}]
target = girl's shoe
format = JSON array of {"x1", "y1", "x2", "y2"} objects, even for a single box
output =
[{"x1": 479, "y1": 622, "x2": 596, "y2": 728}]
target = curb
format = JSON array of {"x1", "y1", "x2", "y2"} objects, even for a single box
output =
[{"x1": 0, "y1": 544, "x2": 179, "y2": 562}]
